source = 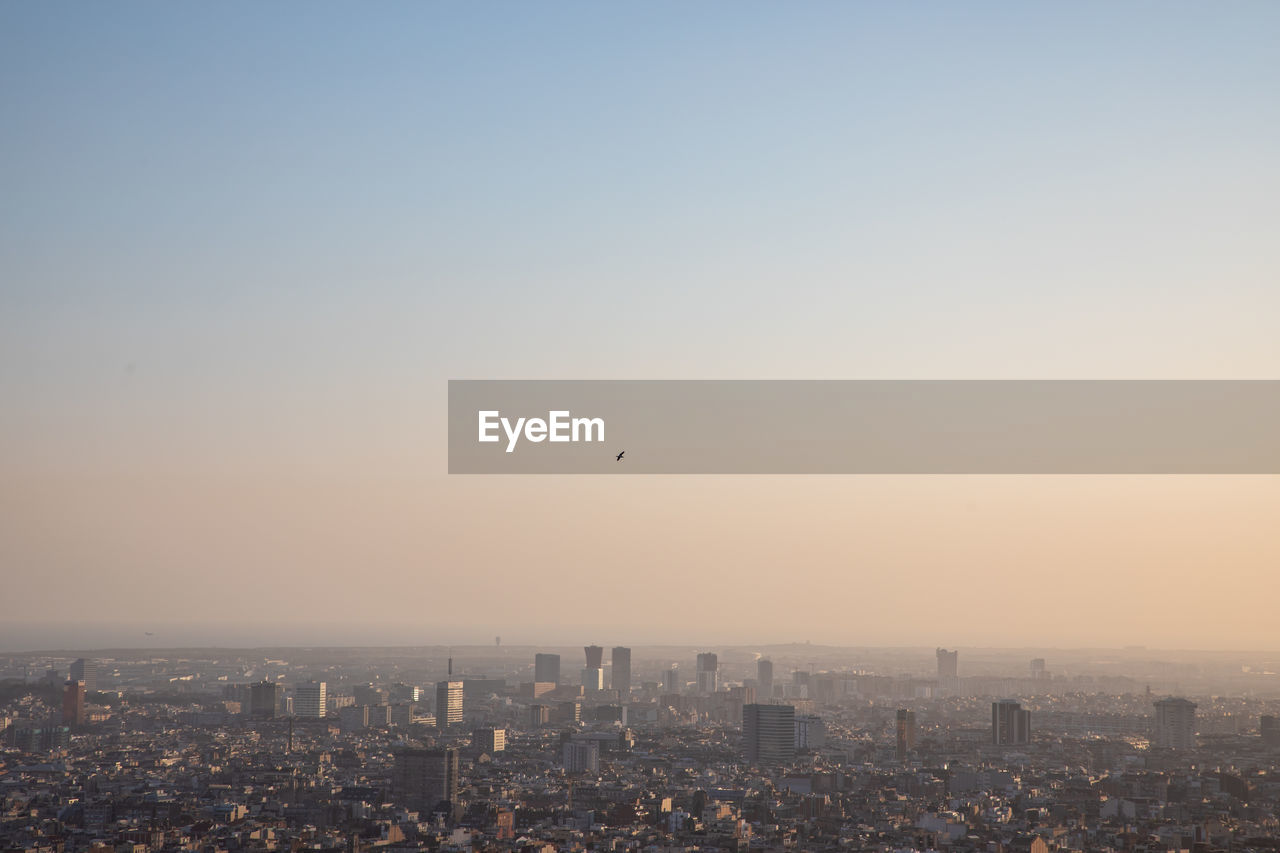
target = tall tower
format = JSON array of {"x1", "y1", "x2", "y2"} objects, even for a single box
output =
[
  {"x1": 436, "y1": 680, "x2": 464, "y2": 730},
  {"x1": 62, "y1": 680, "x2": 86, "y2": 727},
  {"x1": 1153, "y1": 697, "x2": 1197, "y2": 750},
  {"x1": 743, "y1": 703, "x2": 795, "y2": 765},
  {"x1": 584, "y1": 645, "x2": 604, "y2": 668},
  {"x1": 295, "y1": 681, "x2": 327, "y2": 718},
  {"x1": 611, "y1": 646, "x2": 632, "y2": 696},
  {"x1": 895, "y1": 709, "x2": 916, "y2": 761},
  {"x1": 757, "y1": 659, "x2": 774, "y2": 699},
  {"x1": 70, "y1": 659, "x2": 97, "y2": 693},
  {"x1": 696, "y1": 652, "x2": 719, "y2": 694},
  {"x1": 534, "y1": 653, "x2": 561, "y2": 684},
  {"x1": 250, "y1": 681, "x2": 283, "y2": 718},
  {"x1": 992, "y1": 699, "x2": 1031, "y2": 745},
  {"x1": 936, "y1": 648, "x2": 958, "y2": 681}
]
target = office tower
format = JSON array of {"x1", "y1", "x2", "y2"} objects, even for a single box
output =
[
  {"x1": 249, "y1": 681, "x2": 283, "y2": 718},
  {"x1": 936, "y1": 648, "x2": 958, "y2": 680},
  {"x1": 896, "y1": 709, "x2": 916, "y2": 761},
  {"x1": 436, "y1": 680, "x2": 463, "y2": 730},
  {"x1": 69, "y1": 659, "x2": 97, "y2": 693},
  {"x1": 529, "y1": 704, "x2": 550, "y2": 727},
  {"x1": 743, "y1": 703, "x2": 795, "y2": 765},
  {"x1": 563, "y1": 737, "x2": 600, "y2": 774},
  {"x1": 535, "y1": 653, "x2": 561, "y2": 684},
  {"x1": 392, "y1": 747, "x2": 459, "y2": 813},
  {"x1": 611, "y1": 646, "x2": 631, "y2": 696},
  {"x1": 1030, "y1": 658, "x2": 1047, "y2": 680},
  {"x1": 295, "y1": 681, "x2": 327, "y2": 718},
  {"x1": 473, "y1": 727, "x2": 506, "y2": 753},
  {"x1": 1153, "y1": 697, "x2": 1197, "y2": 750},
  {"x1": 696, "y1": 652, "x2": 719, "y2": 694},
  {"x1": 62, "y1": 681, "x2": 86, "y2": 727},
  {"x1": 758, "y1": 659, "x2": 774, "y2": 699},
  {"x1": 581, "y1": 667, "x2": 603, "y2": 692},
  {"x1": 992, "y1": 699, "x2": 1031, "y2": 745},
  {"x1": 1262, "y1": 715, "x2": 1279, "y2": 747},
  {"x1": 584, "y1": 645, "x2": 604, "y2": 669},
  {"x1": 662, "y1": 665, "x2": 680, "y2": 694}
]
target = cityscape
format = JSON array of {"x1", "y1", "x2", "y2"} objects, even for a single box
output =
[{"x1": 5, "y1": 643, "x2": 1280, "y2": 853}]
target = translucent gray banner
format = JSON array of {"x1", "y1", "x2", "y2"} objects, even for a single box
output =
[{"x1": 447, "y1": 381, "x2": 1280, "y2": 474}]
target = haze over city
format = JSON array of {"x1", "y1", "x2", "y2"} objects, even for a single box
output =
[{"x1": 4, "y1": 3, "x2": 1279, "y2": 650}]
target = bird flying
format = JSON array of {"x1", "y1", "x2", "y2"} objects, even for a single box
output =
[{"x1": 616, "y1": 451, "x2": 625, "y2": 462}]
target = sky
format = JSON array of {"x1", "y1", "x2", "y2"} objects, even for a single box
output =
[{"x1": 2, "y1": 3, "x2": 1278, "y2": 651}]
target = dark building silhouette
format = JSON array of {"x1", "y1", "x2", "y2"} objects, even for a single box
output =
[
  {"x1": 937, "y1": 648, "x2": 958, "y2": 680},
  {"x1": 896, "y1": 709, "x2": 916, "y2": 761},
  {"x1": 743, "y1": 703, "x2": 795, "y2": 765},
  {"x1": 70, "y1": 658, "x2": 97, "y2": 693},
  {"x1": 392, "y1": 747, "x2": 459, "y2": 813},
  {"x1": 992, "y1": 699, "x2": 1031, "y2": 745},
  {"x1": 1262, "y1": 715, "x2": 1279, "y2": 747},
  {"x1": 249, "y1": 681, "x2": 283, "y2": 719},
  {"x1": 584, "y1": 645, "x2": 604, "y2": 669},
  {"x1": 696, "y1": 652, "x2": 719, "y2": 694},
  {"x1": 757, "y1": 658, "x2": 774, "y2": 699},
  {"x1": 62, "y1": 681, "x2": 86, "y2": 727},
  {"x1": 534, "y1": 653, "x2": 561, "y2": 684},
  {"x1": 1153, "y1": 697, "x2": 1197, "y2": 750},
  {"x1": 611, "y1": 646, "x2": 631, "y2": 695}
]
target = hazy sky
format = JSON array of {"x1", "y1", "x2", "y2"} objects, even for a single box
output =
[{"x1": 2, "y1": 3, "x2": 1278, "y2": 651}]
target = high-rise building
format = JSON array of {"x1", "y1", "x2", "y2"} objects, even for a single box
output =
[
  {"x1": 937, "y1": 648, "x2": 958, "y2": 681},
  {"x1": 436, "y1": 680, "x2": 463, "y2": 729},
  {"x1": 1261, "y1": 715, "x2": 1279, "y2": 747},
  {"x1": 581, "y1": 667, "x2": 603, "y2": 692},
  {"x1": 744, "y1": 703, "x2": 795, "y2": 765},
  {"x1": 392, "y1": 747, "x2": 459, "y2": 813},
  {"x1": 534, "y1": 653, "x2": 561, "y2": 684},
  {"x1": 473, "y1": 727, "x2": 506, "y2": 753},
  {"x1": 62, "y1": 681, "x2": 86, "y2": 727},
  {"x1": 662, "y1": 665, "x2": 680, "y2": 694},
  {"x1": 794, "y1": 714, "x2": 827, "y2": 750},
  {"x1": 70, "y1": 659, "x2": 97, "y2": 693},
  {"x1": 584, "y1": 645, "x2": 604, "y2": 669},
  {"x1": 696, "y1": 652, "x2": 719, "y2": 694},
  {"x1": 1030, "y1": 658, "x2": 1047, "y2": 680},
  {"x1": 611, "y1": 646, "x2": 631, "y2": 695},
  {"x1": 757, "y1": 659, "x2": 774, "y2": 699},
  {"x1": 895, "y1": 709, "x2": 916, "y2": 761},
  {"x1": 249, "y1": 681, "x2": 283, "y2": 718},
  {"x1": 992, "y1": 699, "x2": 1031, "y2": 745},
  {"x1": 1153, "y1": 697, "x2": 1197, "y2": 750},
  {"x1": 295, "y1": 681, "x2": 327, "y2": 718}
]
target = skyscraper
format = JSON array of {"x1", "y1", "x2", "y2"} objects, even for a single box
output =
[
  {"x1": 1029, "y1": 658, "x2": 1047, "y2": 680},
  {"x1": 895, "y1": 709, "x2": 916, "y2": 761},
  {"x1": 611, "y1": 646, "x2": 631, "y2": 696},
  {"x1": 584, "y1": 645, "x2": 604, "y2": 669},
  {"x1": 696, "y1": 652, "x2": 719, "y2": 694},
  {"x1": 70, "y1": 659, "x2": 97, "y2": 693},
  {"x1": 534, "y1": 653, "x2": 561, "y2": 684},
  {"x1": 743, "y1": 703, "x2": 795, "y2": 765},
  {"x1": 936, "y1": 648, "x2": 958, "y2": 680},
  {"x1": 295, "y1": 681, "x2": 327, "y2": 718},
  {"x1": 1153, "y1": 697, "x2": 1197, "y2": 750},
  {"x1": 662, "y1": 665, "x2": 680, "y2": 694},
  {"x1": 249, "y1": 680, "x2": 283, "y2": 718},
  {"x1": 392, "y1": 747, "x2": 459, "y2": 813},
  {"x1": 1262, "y1": 715, "x2": 1279, "y2": 747},
  {"x1": 992, "y1": 699, "x2": 1031, "y2": 745},
  {"x1": 757, "y1": 659, "x2": 774, "y2": 699},
  {"x1": 436, "y1": 680, "x2": 464, "y2": 729},
  {"x1": 62, "y1": 680, "x2": 86, "y2": 727}
]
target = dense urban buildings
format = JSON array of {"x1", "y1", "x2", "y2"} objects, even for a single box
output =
[{"x1": 5, "y1": 642, "x2": 1280, "y2": 853}]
